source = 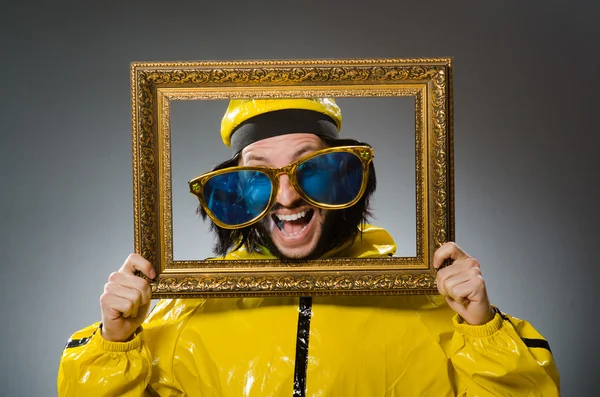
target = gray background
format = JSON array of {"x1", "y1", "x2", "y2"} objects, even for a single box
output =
[{"x1": 1, "y1": 1, "x2": 598, "y2": 395}]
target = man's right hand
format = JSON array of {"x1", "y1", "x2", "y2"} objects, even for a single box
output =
[{"x1": 99, "y1": 254, "x2": 155, "y2": 342}]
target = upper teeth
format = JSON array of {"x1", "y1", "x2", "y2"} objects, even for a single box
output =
[{"x1": 275, "y1": 210, "x2": 308, "y2": 222}]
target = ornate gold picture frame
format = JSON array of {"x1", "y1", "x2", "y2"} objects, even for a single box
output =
[{"x1": 131, "y1": 58, "x2": 454, "y2": 297}]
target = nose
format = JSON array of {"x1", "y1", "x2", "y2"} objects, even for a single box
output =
[{"x1": 276, "y1": 174, "x2": 302, "y2": 207}]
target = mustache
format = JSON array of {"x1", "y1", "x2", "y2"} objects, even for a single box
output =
[{"x1": 270, "y1": 199, "x2": 310, "y2": 212}]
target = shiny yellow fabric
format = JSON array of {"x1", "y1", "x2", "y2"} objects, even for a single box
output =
[
  {"x1": 58, "y1": 225, "x2": 559, "y2": 396},
  {"x1": 220, "y1": 98, "x2": 342, "y2": 147}
]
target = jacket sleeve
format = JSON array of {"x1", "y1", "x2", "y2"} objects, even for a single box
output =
[
  {"x1": 57, "y1": 322, "x2": 153, "y2": 397},
  {"x1": 450, "y1": 307, "x2": 560, "y2": 396}
]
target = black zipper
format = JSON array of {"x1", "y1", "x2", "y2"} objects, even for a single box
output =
[{"x1": 293, "y1": 296, "x2": 313, "y2": 396}]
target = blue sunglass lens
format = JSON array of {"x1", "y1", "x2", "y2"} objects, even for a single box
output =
[
  {"x1": 297, "y1": 151, "x2": 364, "y2": 205},
  {"x1": 203, "y1": 170, "x2": 272, "y2": 226}
]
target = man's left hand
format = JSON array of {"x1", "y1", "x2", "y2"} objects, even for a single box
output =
[{"x1": 433, "y1": 242, "x2": 495, "y2": 325}]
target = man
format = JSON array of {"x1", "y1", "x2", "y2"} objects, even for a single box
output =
[{"x1": 57, "y1": 98, "x2": 560, "y2": 396}]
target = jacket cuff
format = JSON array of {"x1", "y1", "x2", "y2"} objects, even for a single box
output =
[
  {"x1": 452, "y1": 312, "x2": 503, "y2": 338},
  {"x1": 93, "y1": 325, "x2": 143, "y2": 352}
]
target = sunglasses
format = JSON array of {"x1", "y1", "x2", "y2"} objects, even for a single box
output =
[{"x1": 188, "y1": 145, "x2": 374, "y2": 229}]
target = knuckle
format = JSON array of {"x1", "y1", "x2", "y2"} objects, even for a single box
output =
[
  {"x1": 435, "y1": 277, "x2": 444, "y2": 292},
  {"x1": 126, "y1": 253, "x2": 138, "y2": 262},
  {"x1": 99, "y1": 292, "x2": 109, "y2": 306},
  {"x1": 435, "y1": 279, "x2": 444, "y2": 293},
  {"x1": 449, "y1": 241, "x2": 458, "y2": 249},
  {"x1": 469, "y1": 266, "x2": 481, "y2": 277},
  {"x1": 436, "y1": 267, "x2": 448, "y2": 281},
  {"x1": 123, "y1": 299, "x2": 133, "y2": 311},
  {"x1": 477, "y1": 276, "x2": 486, "y2": 288},
  {"x1": 467, "y1": 257, "x2": 480, "y2": 268},
  {"x1": 449, "y1": 285, "x2": 458, "y2": 298},
  {"x1": 443, "y1": 279, "x2": 453, "y2": 294},
  {"x1": 108, "y1": 272, "x2": 120, "y2": 282},
  {"x1": 436, "y1": 275, "x2": 446, "y2": 290},
  {"x1": 451, "y1": 283, "x2": 466, "y2": 299}
]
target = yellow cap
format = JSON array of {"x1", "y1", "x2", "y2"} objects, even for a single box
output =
[{"x1": 220, "y1": 98, "x2": 343, "y2": 148}]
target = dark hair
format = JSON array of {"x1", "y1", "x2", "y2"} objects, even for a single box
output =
[{"x1": 198, "y1": 137, "x2": 377, "y2": 259}]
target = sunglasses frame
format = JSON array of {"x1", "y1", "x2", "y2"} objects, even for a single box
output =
[{"x1": 188, "y1": 145, "x2": 374, "y2": 229}]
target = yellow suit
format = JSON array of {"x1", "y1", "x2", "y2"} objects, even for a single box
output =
[{"x1": 58, "y1": 226, "x2": 559, "y2": 396}]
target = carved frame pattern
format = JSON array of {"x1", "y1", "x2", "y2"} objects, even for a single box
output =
[{"x1": 131, "y1": 58, "x2": 454, "y2": 297}]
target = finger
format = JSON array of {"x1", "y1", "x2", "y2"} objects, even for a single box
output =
[
  {"x1": 104, "y1": 282, "x2": 142, "y2": 318},
  {"x1": 119, "y1": 254, "x2": 156, "y2": 279},
  {"x1": 100, "y1": 293, "x2": 136, "y2": 318},
  {"x1": 440, "y1": 266, "x2": 481, "y2": 301},
  {"x1": 436, "y1": 257, "x2": 481, "y2": 283},
  {"x1": 432, "y1": 242, "x2": 470, "y2": 269},
  {"x1": 437, "y1": 266, "x2": 473, "y2": 296},
  {"x1": 108, "y1": 272, "x2": 152, "y2": 306},
  {"x1": 448, "y1": 277, "x2": 485, "y2": 304}
]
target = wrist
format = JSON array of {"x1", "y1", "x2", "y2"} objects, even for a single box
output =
[
  {"x1": 99, "y1": 323, "x2": 141, "y2": 342},
  {"x1": 470, "y1": 304, "x2": 495, "y2": 326},
  {"x1": 93, "y1": 325, "x2": 144, "y2": 352}
]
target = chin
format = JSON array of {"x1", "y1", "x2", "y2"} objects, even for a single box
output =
[{"x1": 273, "y1": 241, "x2": 320, "y2": 260}]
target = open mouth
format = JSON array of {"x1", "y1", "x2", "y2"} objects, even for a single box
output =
[{"x1": 271, "y1": 209, "x2": 315, "y2": 237}]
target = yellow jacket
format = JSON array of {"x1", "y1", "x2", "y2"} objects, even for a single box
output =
[{"x1": 58, "y1": 226, "x2": 559, "y2": 396}]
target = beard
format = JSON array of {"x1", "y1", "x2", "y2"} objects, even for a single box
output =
[{"x1": 253, "y1": 208, "x2": 339, "y2": 260}]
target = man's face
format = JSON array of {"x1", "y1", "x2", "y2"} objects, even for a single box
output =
[{"x1": 240, "y1": 133, "x2": 329, "y2": 259}]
